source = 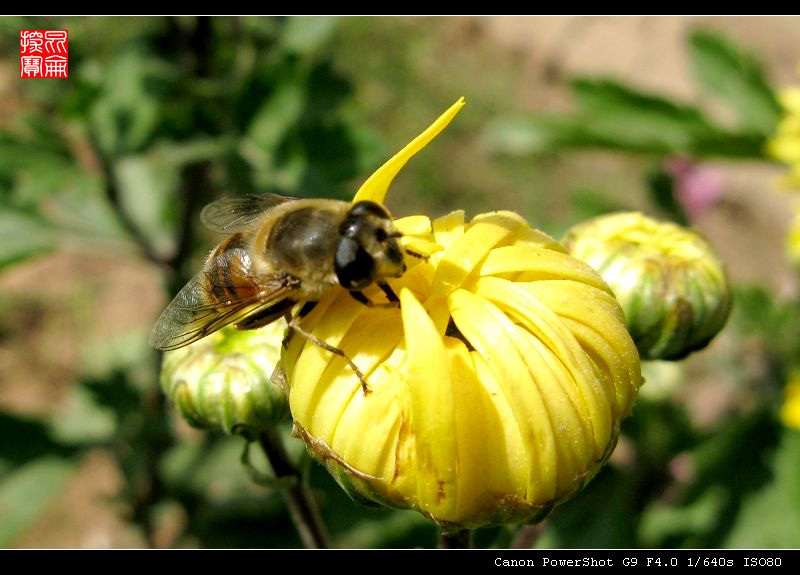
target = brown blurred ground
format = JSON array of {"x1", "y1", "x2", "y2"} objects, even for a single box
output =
[{"x1": 1, "y1": 16, "x2": 798, "y2": 547}]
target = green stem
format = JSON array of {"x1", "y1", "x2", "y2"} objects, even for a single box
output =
[
  {"x1": 258, "y1": 428, "x2": 330, "y2": 549},
  {"x1": 439, "y1": 529, "x2": 472, "y2": 549}
]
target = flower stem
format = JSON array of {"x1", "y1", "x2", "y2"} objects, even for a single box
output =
[
  {"x1": 258, "y1": 428, "x2": 330, "y2": 549},
  {"x1": 439, "y1": 529, "x2": 472, "y2": 549}
]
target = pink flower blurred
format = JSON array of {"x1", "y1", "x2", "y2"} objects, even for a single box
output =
[{"x1": 665, "y1": 157, "x2": 724, "y2": 217}]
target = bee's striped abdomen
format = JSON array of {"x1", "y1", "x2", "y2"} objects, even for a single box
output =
[{"x1": 208, "y1": 233, "x2": 259, "y2": 304}]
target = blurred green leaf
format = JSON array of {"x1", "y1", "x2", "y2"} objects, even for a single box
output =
[
  {"x1": 725, "y1": 429, "x2": 800, "y2": 547},
  {"x1": 482, "y1": 115, "x2": 580, "y2": 156},
  {"x1": 161, "y1": 434, "x2": 257, "y2": 497},
  {"x1": 676, "y1": 405, "x2": 781, "y2": 547},
  {"x1": 572, "y1": 78, "x2": 710, "y2": 127},
  {"x1": 89, "y1": 47, "x2": 167, "y2": 155},
  {"x1": 536, "y1": 466, "x2": 638, "y2": 548},
  {"x1": 246, "y1": 74, "x2": 307, "y2": 154},
  {"x1": 688, "y1": 30, "x2": 781, "y2": 136},
  {"x1": 0, "y1": 211, "x2": 54, "y2": 270},
  {"x1": 48, "y1": 385, "x2": 117, "y2": 445},
  {"x1": 0, "y1": 457, "x2": 75, "y2": 546},
  {"x1": 0, "y1": 413, "x2": 67, "y2": 465},
  {"x1": 568, "y1": 187, "x2": 631, "y2": 223},
  {"x1": 43, "y1": 191, "x2": 127, "y2": 242},
  {"x1": 639, "y1": 487, "x2": 726, "y2": 546},
  {"x1": 483, "y1": 67, "x2": 768, "y2": 159},
  {"x1": 732, "y1": 285, "x2": 800, "y2": 367},
  {"x1": 111, "y1": 138, "x2": 230, "y2": 253},
  {"x1": 570, "y1": 77, "x2": 714, "y2": 153},
  {"x1": 335, "y1": 509, "x2": 431, "y2": 548},
  {"x1": 281, "y1": 17, "x2": 337, "y2": 55},
  {"x1": 115, "y1": 153, "x2": 179, "y2": 249},
  {"x1": 647, "y1": 169, "x2": 689, "y2": 225}
]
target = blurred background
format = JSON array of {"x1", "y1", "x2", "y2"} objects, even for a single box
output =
[{"x1": 1, "y1": 16, "x2": 799, "y2": 548}]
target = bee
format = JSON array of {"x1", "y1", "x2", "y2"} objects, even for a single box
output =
[{"x1": 149, "y1": 194, "x2": 409, "y2": 394}]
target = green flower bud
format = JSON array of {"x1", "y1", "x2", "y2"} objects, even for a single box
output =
[
  {"x1": 160, "y1": 322, "x2": 289, "y2": 438},
  {"x1": 563, "y1": 212, "x2": 731, "y2": 361}
]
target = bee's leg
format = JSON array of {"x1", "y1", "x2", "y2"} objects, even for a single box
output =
[
  {"x1": 281, "y1": 302, "x2": 318, "y2": 349},
  {"x1": 235, "y1": 298, "x2": 298, "y2": 331},
  {"x1": 377, "y1": 281, "x2": 399, "y2": 303},
  {"x1": 404, "y1": 248, "x2": 429, "y2": 261},
  {"x1": 288, "y1": 316, "x2": 371, "y2": 395},
  {"x1": 348, "y1": 289, "x2": 398, "y2": 308},
  {"x1": 297, "y1": 301, "x2": 318, "y2": 318}
]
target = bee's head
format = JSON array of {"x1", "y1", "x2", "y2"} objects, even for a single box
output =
[{"x1": 335, "y1": 201, "x2": 406, "y2": 290}]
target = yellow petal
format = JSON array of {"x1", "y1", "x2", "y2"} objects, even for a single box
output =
[
  {"x1": 400, "y1": 288, "x2": 458, "y2": 518},
  {"x1": 478, "y1": 244, "x2": 612, "y2": 293},
  {"x1": 330, "y1": 361, "x2": 406, "y2": 479},
  {"x1": 528, "y1": 280, "x2": 640, "y2": 418},
  {"x1": 781, "y1": 378, "x2": 800, "y2": 430},
  {"x1": 353, "y1": 98, "x2": 466, "y2": 205},
  {"x1": 779, "y1": 87, "x2": 800, "y2": 114},
  {"x1": 396, "y1": 215, "x2": 441, "y2": 262},
  {"x1": 473, "y1": 276, "x2": 609, "y2": 460},
  {"x1": 432, "y1": 210, "x2": 466, "y2": 251},
  {"x1": 287, "y1": 291, "x2": 364, "y2": 429},
  {"x1": 448, "y1": 288, "x2": 558, "y2": 502},
  {"x1": 432, "y1": 211, "x2": 526, "y2": 297}
]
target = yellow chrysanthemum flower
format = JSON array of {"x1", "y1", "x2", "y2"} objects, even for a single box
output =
[
  {"x1": 767, "y1": 79, "x2": 800, "y2": 263},
  {"x1": 781, "y1": 373, "x2": 800, "y2": 430},
  {"x1": 282, "y1": 99, "x2": 642, "y2": 529},
  {"x1": 767, "y1": 87, "x2": 800, "y2": 188}
]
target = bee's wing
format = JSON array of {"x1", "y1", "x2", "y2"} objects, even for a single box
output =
[
  {"x1": 148, "y1": 270, "x2": 298, "y2": 351},
  {"x1": 200, "y1": 194, "x2": 300, "y2": 233}
]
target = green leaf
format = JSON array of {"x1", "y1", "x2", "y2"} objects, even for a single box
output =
[
  {"x1": 646, "y1": 169, "x2": 689, "y2": 225},
  {"x1": 732, "y1": 285, "x2": 800, "y2": 364},
  {"x1": 675, "y1": 405, "x2": 782, "y2": 547},
  {"x1": 568, "y1": 187, "x2": 631, "y2": 223},
  {"x1": 0, "y1": 211, "x2": 54, "y2": 271},
  {"x1": 482, "y1": 82, "x2": 766, "y2": 158},
  {"x1": 572, "y1": 78, "x2": 710, "y2": 125},
  {"x1": 114, "y1": 151, "x2": 181, "y2": 252},
  {"x1": 89, "y1": 47, "x2": 164, "y2": 155},
  {"x1": 639, "y1": 487, "x2": 726, "y2": 546},
  {"x1": 0, "y1": 413, "x2": 65, "y2": 465},
  {"x1": 281, "y1": 17, "x2": 337, "y2": 55},
  {"x1": 570, "y1": 78, "x2": 715, "y2": 154},
  {"x1": 48, "y1": 385, "x2": 117, "y2": 445},
  {"x1": 0, "y1": 457, "x2": 75, "y2": 546},
  {"x1": 335, "y1": 510, "x2": 430, "y2": 548},
  {"x1": 536, "y1": 466, "x2": 638, "y2": 548},
  {"x1": 688, "y1": 30, "x2": 781, "y2": 136},
  {"x1": 246, "y1": 75, "x2": 307, "y2": 154},
  {"x1": 725, "y1": 429, "x2": 800, "y2": 547},
  {"x1": 481, "y1": 115, "x2": 580, "y2": 156}
]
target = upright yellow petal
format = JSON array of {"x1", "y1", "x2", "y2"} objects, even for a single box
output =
[{"x1": 353, "y1": 98, "x2": 465, "y2": 204}]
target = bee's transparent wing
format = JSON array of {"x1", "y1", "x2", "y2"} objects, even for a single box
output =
[
  {"x1": 148, "y1": 270, "x2": 297, "y2": 351},
  {"x1": 200, "y1": 194, "x2": 299, "y2": 233}
]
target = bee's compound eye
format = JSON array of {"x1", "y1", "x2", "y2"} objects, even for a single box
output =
[{"x1": 335, "y1": 237, "x2": 376, "y2": 290}]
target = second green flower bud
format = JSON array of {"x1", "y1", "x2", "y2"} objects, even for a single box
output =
[
  {"x1": 563, "y1": 212, "x2": 731, "y2": 361},
  {"x1": 160, "y1": 322, "x2": 289, "y2": 439}
]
